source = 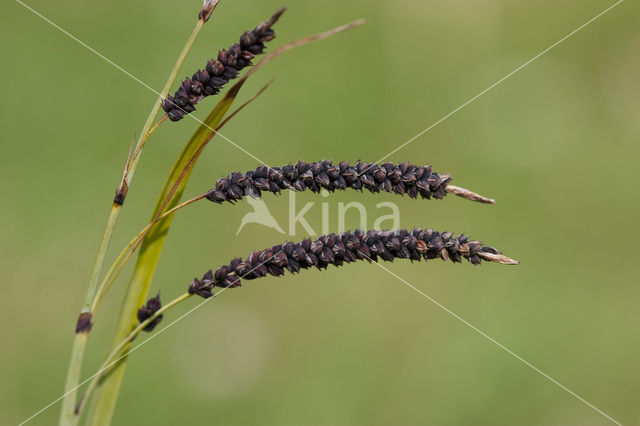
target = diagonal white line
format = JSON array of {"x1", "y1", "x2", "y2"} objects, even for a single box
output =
[
  {"x1": 14, "y1": 0, "x2": 273, "y2": 168},
  {"x1": 369, "y1": 259, "x2": 623, "y2": 426},
  {"x1": 17, "y1": 252, "x2": 278, "y2": 425},
  {"x1": 15, "y1": 0, "x2": 625, "y2": 424},
  {"x1": 367, "y1": 0, "x2": 624, "y2": 171},
  {"x1": 17, "y1": 295, "x2": 215, "y2": 426},
  {"x1": 14, "y1": 0, "x2": 161, "y2": 97}
]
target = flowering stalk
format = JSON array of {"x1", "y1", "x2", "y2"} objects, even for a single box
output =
[
  {"x1": 89, "y1": 81, "x2": 273, "y2": 313},
  {"x1": 189, "y1": 228, "x2": 518, "y2": 297},
  {"x1": 77, "y1": 226, "x2": 517, "y2": 417},
  {"x1": 89, "y1": 16, "x2": 366, "y2": 426},
  {"x1": 90, "y1": 158, "x2": 492, "y2": 315},
  {"x1": 59, "y1": 4, "x2": 217, "y2": 425},
  {"x1": 162, "y1": 7, "x2": 285, "y2": 121},
  {"x1": 87, "y1": 21, "x2": 368, "y2": 315},
  {"x1": 206, "y1": 160, "x2": 494, "y2": 204},
  {"x1": 90, "y1": 193, "x2": 208, "y2": 313},
  {"x1": 74, "y1": 293, "x2": 192, "y2": 417}
]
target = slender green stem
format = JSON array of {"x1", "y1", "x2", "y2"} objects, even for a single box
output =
[
  {"x1": 88, "y1": 18, "x2": 365, "y2": 426},
  {"x1": 130, "y1": 115, "x2": 167, "y2": 164},
  {"x1": 151, "y1": 81, "x2": 274, "y2": 226},
  {"x1": 91, "y1": 194, "x2": 207, "y2": 313},
  {"x1": 59, "y1": 205, "x2": 118, "y2": 426},
  {"x1": 90, "y1": 80, "x2": 273, "y2": 315},
  {"x1": 76, "y1": 293, "x2": 193, "y2": 417},
  {"x1": 88, "y1": 91, "x2": 239, "y2": 426},
  {"x1": 59, "y1": 18, "x2": 207, "y2": 426}
]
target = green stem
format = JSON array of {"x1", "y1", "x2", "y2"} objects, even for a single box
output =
[
  {"x1": 59, "y1": 205, "x2": 118, "y2": 426},
  {"x1": 89, "y1": 78, "x2": 273, "y2": 316},
  {"x1": 90, "y1": 194, "x2": 207, "y2": 313},
  {"x1": 76, "y1": 293, "x2": 193, "y2": 417},
  {"x1": 59, "y1": 18, "x2": 207, "y2": 426},
  {"x1": 87, "y1": 18, "x2": 365, "y2": 426},
  {"x1": 87, "y1": 96, "x2": 237, "y2": 426}
]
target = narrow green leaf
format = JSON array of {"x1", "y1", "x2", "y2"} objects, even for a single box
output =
[
  {"x1": 86, "y1": 18, "x2": 365, "y2": 424},
  {"x1": 87, "y1": 82, "x2": 244, "y2": 426},
  {"x1": 59, "y1": 17, "x2": 210, "y2": 426}
]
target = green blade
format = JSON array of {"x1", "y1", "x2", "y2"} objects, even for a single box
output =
[
  {"x1": 87, "y1": 81, "x2": 244, "y2": 426},
  {"x1": 85, "y1": 18, "x2": 364, "y2": 424}
]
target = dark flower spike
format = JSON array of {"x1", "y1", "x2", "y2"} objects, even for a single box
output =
[
  {"x1": 163, "y1": 7, "x2": 286, "y2": 121},
  {"x1": 190, "y1": 228, "x2": 518, "y2": 297},
  {"x1": 205, "y1": 160, "x2": 494, "y2": 205},
  {"x1": 137, "y1": 293, "x2": 164, "y2": 332}
]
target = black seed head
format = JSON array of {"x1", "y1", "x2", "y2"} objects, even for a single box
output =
[
  {"x1": 137, "y1": 293, "x2": 164, "y2": 332},
  {"x1": 190, "y1": 228, "x2": 515, "y2": 297},
  {"x1": 163, "y1": 9, "x2": 285, "y2": 121}
]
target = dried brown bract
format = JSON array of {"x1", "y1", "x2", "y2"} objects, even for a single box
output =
[
  {"x1": 75, "y1": 312, "x2": 93, "y2": 334},
  {"x1": 198, "y1": 0, "x2": 219, "y2": 23}
]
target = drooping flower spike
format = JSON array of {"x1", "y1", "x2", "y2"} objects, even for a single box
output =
[
  {"x1": 162, "y1": 7, "x2": 286, "y2": 121},
  {"x1": 205, "y1": 160, "x2": 495, "y2": 205},
  {"x1": 188, "y1": 228, "x2": 518, "y2": 298}
]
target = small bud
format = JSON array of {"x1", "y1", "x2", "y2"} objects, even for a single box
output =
[
  {"x1": 75, "y1": 312, "x2": 93, "y2": 333},
  {"x1": 137, "y1": 293, "x2": 163, "y2": 332},
  {"x1": 188, "y1": 278, "x2": 200, "y2": 295}
]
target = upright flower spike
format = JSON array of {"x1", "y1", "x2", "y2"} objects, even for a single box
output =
[
  {"x1": 188, "y1": 228, "x2": 518, "y2": 297},
  {"x1": 205, "y1": 160, "x2": 494, "y2": 204},
  {"x1": 162, "y1": 7, "x2": 286, "y2": 121}
]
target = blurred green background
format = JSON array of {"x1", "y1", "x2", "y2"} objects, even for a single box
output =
[{"x1": 2, "y1": 0, "x2": 639, "y2": 424}]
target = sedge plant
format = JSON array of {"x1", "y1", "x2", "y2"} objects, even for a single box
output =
[{"x1": 52, "y1": 3, "x2": 518, "y2": 426}]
